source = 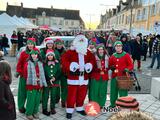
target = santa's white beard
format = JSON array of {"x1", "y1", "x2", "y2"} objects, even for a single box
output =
[{"x1": 74, "y1": 42, "x2": 88, "y2": 55}]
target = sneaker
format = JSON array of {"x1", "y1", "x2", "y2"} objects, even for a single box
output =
[
  {"x1": 156, "y1": 66, "x2": 160, "y2": 69},
  {"x1": 26, "y1": 115, "x2": 34, "y2": 120},
  {"x1": 66, "y1": 113, "x2": 72, "y2": 119},
  {"x1": 51, "y1": 109, "x2": 56, "y2": 114},
  {"x1": 148, "y1": 66, "x2": 153, "y2": 69},
  {"x1": 33, "y1": 113, "x2": 39, "y2": 119},
  {"x1": 19, "y1": 108, "x2": 26, "y2": 113},
  {"x1": 77, "y1": 110, "x2": 86, "y2": 116},
  {"x1": 42, "y1": 109, "x2": 50, "y2": 116}
]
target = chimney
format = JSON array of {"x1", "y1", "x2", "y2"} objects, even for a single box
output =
[
  {"x1": 21, "y1": 2, "x2": 23, "y2": 8},
  {"x1": 7, "y1": 2, "x2": 9, "y2": 6},
  {"x1": 51, "y1": 5, "x2": 53, "y2": 11}
]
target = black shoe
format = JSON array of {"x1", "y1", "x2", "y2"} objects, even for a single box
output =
[
  {"x1": 42, "y1": 109, "x2": 50, "y2": 116},
  {"x1": 142, "y1": 59, "x2": 146, "y2": 61},
  {"x1": 156, "y1": 67, "x2": 160, "y2": 69},
  {"x1": 148, "y1": 66, "x2": 153, "y2": 69},
  {"x1": 66, "y1": 113, "x2": 72, "y2": 119},
  {"x1": 77, "y1": 110, "x2": 86, "y2": 116},
  {"x1": 19, "y1": 108, "x2": 26, "y2": 113},
  {"x1": 51, "y1": 109, "x2": 56, "y2": 114}
]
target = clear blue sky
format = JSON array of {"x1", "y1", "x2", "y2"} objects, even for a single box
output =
[{"x1": 0, "y1": 0, "x2": 119, "y2": 28}]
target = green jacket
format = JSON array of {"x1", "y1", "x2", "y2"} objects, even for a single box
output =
[{"x1": 44, "y1": 62, "x2": 61, "y2": 87}]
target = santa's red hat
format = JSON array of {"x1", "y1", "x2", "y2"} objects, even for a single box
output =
[
  {"x1": 46, "y1": 49, "x2": 55, "y2": 57},
  {"x1": 45, "y1": 38, "x2": 53, "y2": 44}
]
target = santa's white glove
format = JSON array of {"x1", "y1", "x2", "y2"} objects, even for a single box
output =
[
  {"x1": 85, "y1": 63, "x2": 93, "y2": 73},
  {"x1": 70, "y1": 62, "x2": 79, "y2": 72}
]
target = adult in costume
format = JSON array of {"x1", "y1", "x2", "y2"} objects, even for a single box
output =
[
  {"x1": 61, "y1": 35, "x2": 96, "y2": 119},
  {"x1": 109, "y1": 41, "x2": 133, "y2": 108},
  {"x1": 15, "y1": 38, "x2": 36, "y2": 113},
  {"x1": 90, "y1": 44, "x2": 109, "y2": 107},
  {"x1": 54, "y1": 38, "x2": 67, "y2": 107}
]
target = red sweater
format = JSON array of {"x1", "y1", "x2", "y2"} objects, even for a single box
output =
[
  {"x1": 16, "y1": 50, "x2": 30, "y2": 77},
  {"x1": 24, "y1": 62, "x2": 42, "y2": 90},
  {"x1": 109, "y1": 53, "x2": 133, "y2": 78},
  {"x1": 91, "y1": 58, "x2": 109, "y2": 81}
]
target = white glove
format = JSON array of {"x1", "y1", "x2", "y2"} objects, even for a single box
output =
[
  {"x1": 85, "y1": 63, "x2": 93, "y2": 73},
  {"x1": 70, "y1": 62, "x2": 79, "y2": 72}
]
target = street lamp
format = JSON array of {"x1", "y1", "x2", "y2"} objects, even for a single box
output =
[{"x1": 129, "y1": 0, "x2": 134, "y2": 34}]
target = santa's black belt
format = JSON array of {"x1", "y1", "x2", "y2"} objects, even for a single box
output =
[{"x1": 70, "y1": 71, "x2": 85, "y2": 76}]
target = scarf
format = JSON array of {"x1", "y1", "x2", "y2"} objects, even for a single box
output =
[
  {"x1": 27, "y1": 60, "x2": 47, "y2": 87},
  {"x1": 95, "y1": 54, "x2": 109, "y2": 69}
]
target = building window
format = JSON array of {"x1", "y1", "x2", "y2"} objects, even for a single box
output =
[
  {"x1": 137, "y1": 10, "x2": 141, "y2": 21},
  {"x1": 71, "y1": 21, "x2": 74, "y2": 26},
  {"x1": 65, "y1": 21, "x2": 68, "y2": 25},
  {"x1": 59, "y1": 20, "x2": 63, "y2": 25},
  {"x1": 122, "y1": 14, "x2": 124, "y2": 24},
  {"x1": 151, "y1": 5, "x2": 156, "y2": 16},
  {"x1": 142, "y1": 8, "x2": 146, "y2": 20}
]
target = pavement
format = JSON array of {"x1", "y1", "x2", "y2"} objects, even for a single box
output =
[{"x1": 3, "y1": 55, "x2": 160, "y2": 120}]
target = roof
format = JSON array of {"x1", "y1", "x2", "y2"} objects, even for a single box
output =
[{"x1": 6, "y1": 5, "x2": 81, "y2": 20}]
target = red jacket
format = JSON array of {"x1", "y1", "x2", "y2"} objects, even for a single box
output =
[
  {"x1": 24, "y1": 62, "x2": 42, "y2": 90},
  {"x1": 91, "y1": 56, "x2": 109, "y2": 81},
  {"x1": 16, "y1": 50, "x2": 30, "y2": 77},
  {"x1": 109, "y1": 53, "x2": 133, "y2": 78},
  {"x1": 61, "y1": 50, "x2": 96, "y2": 85}
]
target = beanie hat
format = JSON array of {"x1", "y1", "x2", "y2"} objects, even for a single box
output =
[
  {"x1": 46, "y1": 49, "x2": 55, "y2": 57},
  {"x1": 114, "y1": 41, "x2": 123, "y2": 47},
  {"x1": 96, "y1": 44, "x2": 105, "y2": 50},
  {"x1": 29, "y1": 48, "x2": 39, "y2": 55},
  {"x1": 54, "y1": 38, "x2": 64, "y2": 45},
  {"x1": 45, "y1": 38, "x2": 54, "y2": 44},
  {"x1": 27, "y1": 38, "x2": 36, "y2": 45}
]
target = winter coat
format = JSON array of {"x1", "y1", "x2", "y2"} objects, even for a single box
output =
[
  {"x1": 0, "y1": 80, "x2": 16, "y2": 120},
  {"x1": 131, "y1": 40, "x2": 142, "y2": 60},
  {"x1": 2, "y1": 36, "x2": 9, "y2": 47}
]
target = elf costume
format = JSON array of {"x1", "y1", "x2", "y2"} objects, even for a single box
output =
[
  {"x1": 16, "y1": 38, "x2": 36, "y2": 113},
  {"x1": 40, "y1": 37, "x2": 60, "y2": 61},
  {"x1": 61, "y1": 35, "x2": 96, "y2": 119},
  {"x1": 54, "y1": 38, "x2": 67, "y2": 107},
  {"x1": 90, "y1": 44, "x2": 109, "y2": 107},
  {"x1": 23, "y1": 48, "x2": 47, "y2": 119},
  {"x1": 109, "y1": 41, "x2": 133, "y2": 108},
  {"x1": 42, "y1": 50, "x2": 61, "y2": 116}
]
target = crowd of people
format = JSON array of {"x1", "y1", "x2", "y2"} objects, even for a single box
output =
[{"x1": 0, "y1": 29, "x2": 159, "y2": 120}]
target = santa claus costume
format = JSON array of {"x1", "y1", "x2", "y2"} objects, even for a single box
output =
[
  {"x1": 54, "y1": 38, "x2": 67, "y2": 108},
  {"x1": 42, "y1": 50, "x2": 61, "y2": 116},
  {"x1": 24, "y1": 48, "x2": 47, "y2": 120},
  {"x1": 90, "y1": 44, "x2": 109, "y2": 107},
  {"x1": 15, "y1": 38, "x2": 36, "y2": 113},
  {"x1": 109, "y1": 41, "x2": 133, "y2": 108},
  {"x1": 61, "y1": 35, "x2": 96, "y2": 119}
]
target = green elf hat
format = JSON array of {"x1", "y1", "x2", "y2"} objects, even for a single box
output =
[
  {"x1": 54, "y1": 38, "x2": 64, "y2": 45},
  {"x1": 27, "y1": 38, "x2": 36, "y2": 45},
  {"x1": 114, "y1": 41, "x2": 123, "y2": 47},
  {"x1": 29, "y1": 48, "x2": 39, "y2": 55}
]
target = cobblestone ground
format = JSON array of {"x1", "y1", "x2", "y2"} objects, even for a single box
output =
[{"x1": 4, "y1": 55, "x2": 160, "y2": 120}]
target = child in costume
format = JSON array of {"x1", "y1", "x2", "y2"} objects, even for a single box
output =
[
  {"x1": 109, "y1": 41, "x2": 133, "y2": 108},
  {"x1": 24, "y1": 48, "x2": 47, "y2": 120},
  {"x1": 90, "y1": 44, "x2": 109, "y2": 107},
  {"x1": 42, "y1": 49, "x2": 61, "y2": 116}
]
